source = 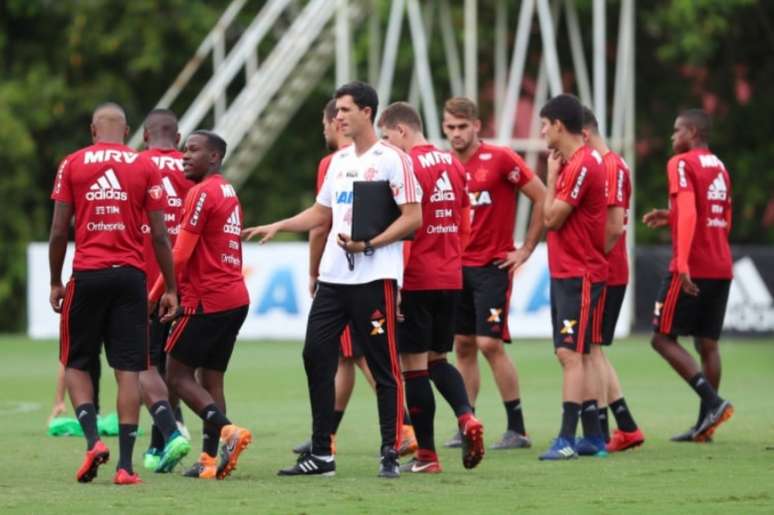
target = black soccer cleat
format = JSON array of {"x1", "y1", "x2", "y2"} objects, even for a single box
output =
[
  {"x1": 378, "y1": 447, "x2": 400, "y2": 479},
  {"x1": 694, "y1": 400, "x2": 734, "y2": 441},
  {"x1": 277, "y1": 452, "x2": 335, "y2": 477}
]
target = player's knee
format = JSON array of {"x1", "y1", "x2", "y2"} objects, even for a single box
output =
[
  {"x1": 693, "y1": 338, "x2": 719, "y2": 358},
  {"x1": 650, "y1": 332, "x2": 671, "y2": 353},
  {"x1": 455, "y1": 338, "x2": 477, "y2": 359},
  {"x1": 478, "y1": 339, "x2": 504, "y2": 359},
  {"x1": 556, "y1": 348, "x2": 581, "y2": 368}
]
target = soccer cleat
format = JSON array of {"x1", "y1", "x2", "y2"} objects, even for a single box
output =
[
  {"x1": 538, "y1": 437, "x2": 578, "y2": 461},
  {"x1": 444, "y1": 429, "x2": 463, "y2": 448},
  {"x1": 671, "y1": 427, "x2": 700, "y2": 442},
  {"x1": 292, "y1": 440, "x2": 312, "y2": 455},
  {"x1": 183, "y1": 453, "x2": 217, "y2": 479},
  {"x1": 491, "y1": 430, "x2": 532, "y2": 450},
  {"x1": 607, "y1": 428, "x2": 645, "y2": 452},
  {"x1": 378, "y1": 447, "x2": 400, "y2": 478},
  {"x1": 155, "y1": 432, "x2": 192, "y2": 473},
  {"x1": 398, "y1": 425, "x2": 418, "y2": 457},
  {"x1": 113, "y1": 468, "x2": 143, "y2": 485},
  {"x1": 576, "y1": 436, "x2": 608, "y2": 457},
  {"x1": 459, "y1": 413, "x2": 485, "y2": 469},
  {"x1": 277, "y1": 452, "x2": 336, "y2": 476},
  {"x1": 76, "y1": 440, "x2": 110, "y2": 483},
  {"x1": 143, "y1": 448, "x2": 161, "y2": 471},
  {"x1": 694, "y1": 400, "x2": 734, "y2": 442},
  {"x1": 399, "y1": 450, "x2": 442, "y2": 474},
  {"x1": 216, "y1": 425, "x2": 252, "y2": 479}
]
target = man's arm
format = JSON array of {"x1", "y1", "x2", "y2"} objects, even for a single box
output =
[
  {"x1": 308, "y1": 221, "x2": 331, "y2": 296},
  {"x1": 674, "y1": 191, "x2": 699, "y2": 295},
  {"x1": 243, "y1": 203, "x2": 332, "y2": 243},
  {"x1": 337, "y1": 202, "x2": 422, "y2": 252},
  {"x1": 48, "y1": 201, "x2": 73, "y2": 313},
  {"x1": 148, "y1": 209, "x2": 178, "y2": 319},
  {"x1": 605, "y1": 206, "x2": 625, "y2": 253},
  {"x1": 498, "y1": 176, "x2": 546, "y2": 272},
  {"x1": 543, "y1": 153, "x2": 574, "y2": 230}
]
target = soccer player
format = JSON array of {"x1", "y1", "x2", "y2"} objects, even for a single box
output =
[
  {"x1": 582, "y1": 107, "x2": 645, "y2": 452},
  {"x1": 537, "y1": 94, "x2": 608, "y2": 460},
  {"x1": 441, "y1": 96, "x2": 545, "y2": 449},
  {"x1": 244, "y1": 81, "x2": 422, "y2": 478},
  {"x1": 379, "y1": 101, "x2": 485, "y2": 473},
  {"x1": 49, "y1": 102, "x2": 179, "y2": 484},
  {"x1": 643, "y1": 109, "x2": 734, "y2": 442},
  {"x1": 149, "y1": 130, "x2": 252, "y2": 480},
  {"x1": 138, "y1": 109, "x2": 195, "y2": 471}
]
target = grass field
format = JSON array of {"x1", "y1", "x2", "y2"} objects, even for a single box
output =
[{"x1": 0, "y1": 335, "x2": 772, "y2": 514}]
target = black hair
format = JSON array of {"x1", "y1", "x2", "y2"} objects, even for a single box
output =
[
  {"x1": 539, "y1": 94, "x2": 584, "y2": 135},
  {"x1": 334, "y1": 81, "x2": 379, "y2": 122},
  {"x1": 678, "y1": 109, "x2": 711, "y2": 142},
  {"x1": 581, "y1": 106, "x2": 599, "y2": 133},
  {"x1": 323, "y1": 98, "x2": 338, "y2": 122},
  {"x1": 190, "y1": 130, "x2": 227, "y2": 160}
]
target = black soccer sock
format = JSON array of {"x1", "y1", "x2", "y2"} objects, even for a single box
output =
[
  {"x1": 173, "y1": 404, "x2": 184, "y2": 424},
  {"x1": 74, "y1": 403, "x2": 99, "y2": 450},
  {"x1": 504, "y1": 399, "x2": 526, "y2": 435},
  {"x1": 89, "y1": 359, "x2": 101, "y2": 415},
  {"x1": 688, "y1": 373, "x2": 722, "y2": 409},
  {"x1": 404, "y1": 370, "x2": 436, "y2": 452},
  {"x1": 202, "y1": 422, "x2": 220, "y2": 458},
  {"x1": 428, "y1": 358, "x2": 472, "y2": 417},
  {"x1": 598, "y1": 406, "x2": 610, "y2": 442},
  {"x1": 149, "y1": 400, "x2": 179, "y2": 442},
  {"x1": 198, "y1": 404, "x2": 231, "y2": 432},
  {"x1": 332, "y1": 410, "x2": 345, "y2": 434},
  {"x1": 581, "y1": 400, "x2": 603, "y2": 438},
  {"x1": 610, "y1": 397, "x2": 639, "y2": 432},
  {"x1": 149, "y1": 424, "x2": 165, "y2": 450},
  {"x1": 695, "y1": 400, "x2": 709, "y2": 429},
  {"x1": 403, "y1": 407, "x2": 412, "y2": 427},
  {"x1": 559, "y1": 402, "x2": 581, "y2": 440},
  {"x1": 117, "y1": 424, "x2": 138, "y2": 474}
]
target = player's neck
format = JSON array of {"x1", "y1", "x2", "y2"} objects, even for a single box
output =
[
  {"x1": 94, "y1": 136, "x2": 125, "y2": 145},
  {"x1": 335, "y1": 135, "x2": 353, "y2": 150},
  {"x1": 352, "y1": 128, "x2": 378, "y2": 156},
  {"x1": 454, "y1": 139, "x2": 480, "y2": 163},
  {"x1": 689, "y1": 141, "x2": 709, "y2": 151},
  {"x1": 148, "y1": 141, "x2": 177, "y2": 151},
  {"x1": 409, "y1": 135, "x2": 429, "y2": 150},
  {"x1": 558, "y1": 137, "x2": 584, "y2": 161}
]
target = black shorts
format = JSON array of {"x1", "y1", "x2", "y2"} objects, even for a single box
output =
[
  {"x1": 165, "y1": 306, "x2": 248, "y2": 372},
  {"x1": 455, "y1": 264, "x2": 512, "y2": 342},
  {"x1": 398, "y1": 290, "x2": 459, "y2": 354},
  {"x1": 652, "y1": 273, "x2": 731, "y2": 341},
  {"x1": 148, "y1": 314, "x2": 173, "y2": 371},
  {"x1": 591, "y1": 285, "x2": 627, "y2": 346},
  {"x1": 550, "y1": 277, "x2": 605, "y2": 354},
  {"x1": 59, "y1": 266, "x2": 148, "y2": 372},
  {"x1": 339, "y1": 325, "x2": 365, "y2": 359}
]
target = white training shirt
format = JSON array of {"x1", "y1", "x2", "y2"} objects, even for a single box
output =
[{"x1": 316, "y1": 140, "x2": 422, "y2": 286}]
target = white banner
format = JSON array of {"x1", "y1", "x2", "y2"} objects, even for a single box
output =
[{"x1": 27, "y1": 242, "x2": 631, "y2": 340}]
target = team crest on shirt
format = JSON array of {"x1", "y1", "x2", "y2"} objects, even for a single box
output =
[
  {"x1": 364, "y1": 167, "x2": 378, "y2": 181},
  {"x1": 475, "y1": 168, "x2": 489, "y2": 182},
  {"x1": 508, "y1": 168, "x2": 521, "y2": 184},
  {"x1": 560, "y1": 319, "x2": 577, "y2": 335},
  {"x1": 487, "y1": 308, "x2": 502, "y2": 323},
  {"x1": 148, "y1": 185, "x2": 163, "y2": 200}
]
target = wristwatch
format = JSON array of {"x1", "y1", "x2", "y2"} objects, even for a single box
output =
[{"x1": 363, "y1": 240, "x2": 375, "y2": 256}]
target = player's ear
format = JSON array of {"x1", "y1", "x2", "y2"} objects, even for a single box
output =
[
  {"x1": 175, "y1": 132, "x2": 181, "y2": 146},
  {"x1": 473, "y1": 118, "x2": 481, "y2": 132},
  {"x1": 90, "y1": 123, "x2": 97, "y2": 142}
]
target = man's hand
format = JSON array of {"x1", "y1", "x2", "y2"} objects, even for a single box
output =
[
  {"x1": 643, "y1": 209, "x2": 671, "y2": 228},
  {"x1": 158, "y1": 292, "x2": 180, "y2": 323},
  {"x1": 50, "y1": 283, "x2": 65, "y2": 313},
  {"x1": 396, "y1": 290, "x2": 405, "y2": 323},
  {"x1": 497, "y1": 247, "x2": 533, "y2": 273},
  {"x1": 242, "y1": 222, "x2": 281, "y2": 244},
  {"x1": 336, "y1": 233, "x2": 366, "y2": 253},
  {"x1": 47, "y1": 401, "x2": 66, "y2": 423},
  {"x1": 679, "y1": 272, "x2": 700, "y2": 296},
  {"x1": 309, "y1": 275, "x2": 319, "y2": 298},
  {"x1": 547, "y1": 150, "x2": 563, "y2": 179}
]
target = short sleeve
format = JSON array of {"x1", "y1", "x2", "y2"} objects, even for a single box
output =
[
  {"x1": 454, "y1": 160, "x2": 470, "y2": 208},
  {"x1": 389, "y1": 149, "x2": 422, "y2": 205},
  {"x1": 180, "y1": 186, "x2": 210, "y2": 234},
  {"x1": 316, "y1": 158, "x2": 334, "y2": 207},
  {"x1": 316, "y1": 155, "x2": 332, "y2": 194},
  {"x1": 502, "y1": 148, "x2": 534, "y2": 188},
  {"x1": 555, "y1": 160, "x2": 588, "y2": 207},
  {"x1": 143, "y1": 161, "x2": 166, "y2": 212},
  {"x1": 667, "y1": 155, "x2": 693, "y2": 196},
  {"x1": 51, "y1": 157, "x2": 73, "y2": 202}
]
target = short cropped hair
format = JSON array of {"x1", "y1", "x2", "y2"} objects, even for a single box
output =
[
  {"x1": 378, "y1": 101, "x2": 424, "y2": 132},
  {"x1": 539, "y1": 94, "x2": 584, "y2": 134},
  {"x1": 335, "y1": 81, "x2": 379, "y2": 122},
  {"x1": 190, "y1": 130, "x2": 227, "y2": 160},
  {"x1": 323, "y1": 98, "x2": 338, "y2": 123},
  {"x1": 581, "y1": 106, "x2": 599, "y2": 133},
  {"x1": 443, "y1": 96, "x2": 479, "y2": 120},
  {"x1": 678, "y1": 109, "x2": 711, "y2": 142}
]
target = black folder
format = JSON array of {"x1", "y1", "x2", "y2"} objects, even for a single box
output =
[{"x1": 351, "y1": 181, "x2": 413, "y2": 241}]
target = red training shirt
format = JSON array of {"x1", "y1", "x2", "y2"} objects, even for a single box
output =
[
  {"x1": 140, "y1": 148, "x2": 194, "y2": 289},
  {"x1": 603, "y1": 151, "x2": 632, "y2": 286},
  {"x1": 178, "y1": 173, "x2": 249, "y2": 313},
  {"x1": 460, "y1": 142, "x2": 535, "y2": 267},
  {"x1": 546, "y1": 145, "x2": 608, "y2": 282},
  {"x1": 51, "y1": 142, "x2": 165, "y2": 272},
  {"x1": 403, "y1": 144, "x2": 469, "y2": 291},
  {"x1": 667, "y1": 148, "x2": 733, "y2": 279}
]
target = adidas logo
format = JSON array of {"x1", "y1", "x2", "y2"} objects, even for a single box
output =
[
  {"x1": 557, "y1": 446, "x2": 575, "y2": 457},
  {"x1": 154, "y1": 405, "x2": 167, "y2": 415},
  {"x1": 430, "y1": 171, "x2": 455, "y2": 202},
  {"x1": 162, "y1": 176, "x2": 183, "y2": 207},
  {"x1": 223, "y1": 206, "x2": 242, "y2": 235},
  {"x1": 707, "y1": 173, "x2": 727, "y2": 200},
  {"x1": 206, "y1": 410, "x2": 216, "y2": 420},
  {"x1": 86, "y1": 168, "x2": 127, "y2": 201},
  {"x1": 726, "y1": 256, "x2": 774, "y2": 332},
  {"x1": 77, "y1": 410, "x2": 88, "y2": 420}
]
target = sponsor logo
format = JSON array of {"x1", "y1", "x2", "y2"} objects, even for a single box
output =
[
  {"x1": 221, "y1": 184, "x2": 236, "y2": 198},
  {"x1": 221, "y1": 254, "x2": 241, "y2": 266},
  {"x1": 725, "y1": 256, "x2": 774, "y2": 332},
  {"x1": 707, "y1": 173, "x2": 728, "y2": 201},
  {"x1": 426, "y1": 223, "x2": 458, "y2": 234},
  {"x1": 162, "y1": 176, "x2": 182, "y2": 207},
  {"x1": 417, "y1": 150, "x2": 453, "y2": 168},
  {"x1": 223, "y1": 206, "x2": 242, "y2": 235},
  {"x1": 430, "y1": 171, "x2": 456, "y2": 202},
  {"x1": 150, "y1": 155, "x2": 183, "y2": 172},
  {"x1": 677, "y1": 160, "x2": 688, "y2": 188},
  {"x1": 84, "y1": 149, "x2": 138, "y2": 164},
  {"x1": 86, "y1": 168, "x2": 127, "y2": 201},
  {"x1": 370, "y1": 319, "x2": 385, "y2": 335},
  {"x1": 87, "y1": 221, "x2": 125, "y2": 232},
  {"x1": 487, "y1": 308, "x2": 502, "y2": 323},
  {"x1": 469, "y1": 191, "x2": 492, "y2": 206},
  {"x1": 189, "y1": 192, "x2": 207, "y2": 226},
  {"x1": 616, "y1": 169, "x2": 624, "y2": 202},
  {"x1": 706, "y1": 217, "x2": 728, "y2": 228},
  {"x1": 346, "y1": 170, "x2": 358, "y2": 178},
  {"x1": 148, "y1": 185, "x2": 163, "y2": 201},
  {"x1": 560, "y1": 319, "x2": 577, "y2": 335},
  {"x1": 570, "y1": 168, "x2": 588, "y2": 200},
  {"x1": 336, "y1": 191, "x2": 353, "y2": 204},
  {"x1": 54, "y1": 159, "x2": 68, "y2": 195},
  {"x1": 479, "y1": 153, "x2": 492, "y2": 161},
  {"x1": 699, "y1": 154, "x2": 724, "y2": 169}
]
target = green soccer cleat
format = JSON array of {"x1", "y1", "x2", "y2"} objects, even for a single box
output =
[
  {"x1": 155, "y1": 432, "x2": 192, "y2": 473},
  {"x1": 143, "y1": 448, "x2": 162, "y2": 471}
]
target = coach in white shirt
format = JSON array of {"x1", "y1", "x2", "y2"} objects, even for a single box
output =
[{"x1": 243, "y1": 81, "x2": 422, "y2": 478}]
